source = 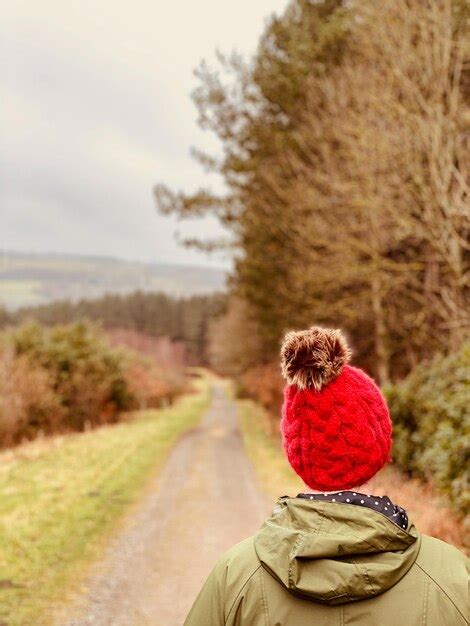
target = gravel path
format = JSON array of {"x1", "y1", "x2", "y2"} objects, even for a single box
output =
[{"x1": 63, "y1": 384, "x2": 270, "y2": 626}]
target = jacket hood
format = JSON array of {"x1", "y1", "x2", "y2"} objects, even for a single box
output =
[{"x1": 254, "y1": 497, "x2": 421, "y2": 606}]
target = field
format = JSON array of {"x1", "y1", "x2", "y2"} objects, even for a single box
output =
[
  {"x1": 0, "y1": 252, "x2": 226, "y2": 310},
  {"x1": 237, "y1": 398, "x2": 303, "y2": 497},
  {"x1": 0, "y1": 280, "x2": 47, "y2": 310},
  {"x1": 0, "y1": 377, "x2": 210, "y2": 626}
]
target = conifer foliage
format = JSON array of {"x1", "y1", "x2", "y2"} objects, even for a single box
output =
[{"x1": 156, "y1": 0, "x2": 469, "y2": 385}]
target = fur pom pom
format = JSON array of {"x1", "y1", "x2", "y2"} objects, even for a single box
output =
[{"x1": 280, "y1": 326, "x2": 351, "y2": 391}]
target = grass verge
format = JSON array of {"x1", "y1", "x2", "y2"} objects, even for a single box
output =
[
  {"x1": 0, "y1": 375, "x2": 211, "y2": 626},
  {"x1": 237, "y1": 398, "x2": 303, "y2": 499}
]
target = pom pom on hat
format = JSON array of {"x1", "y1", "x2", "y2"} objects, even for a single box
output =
[{"x1": 280, "y1": 326, "x2": 351, "y2": 391}]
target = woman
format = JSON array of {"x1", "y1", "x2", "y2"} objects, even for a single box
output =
[{"x1": 185, "y1": 327, "x2": 468, "y2": 625}]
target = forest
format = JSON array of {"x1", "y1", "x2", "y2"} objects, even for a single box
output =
[
  {"x1": 0, "y1": 290, "x2": 225, "y2": 363},
  {"x1": 157, "y1": 0, "x2": 468, "y2": 380},
  {"x1": 0, "y1": 291, "x2": 225, "y2": 446}
]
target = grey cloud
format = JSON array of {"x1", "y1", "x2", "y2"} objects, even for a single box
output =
[{"x1": 1, "y1": 0, "x2": 288, "y2": 267}]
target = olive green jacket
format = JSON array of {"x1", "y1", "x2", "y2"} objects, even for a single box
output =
[{"x1": 185, "y1": 498, "x2": 468, "y2": 625}]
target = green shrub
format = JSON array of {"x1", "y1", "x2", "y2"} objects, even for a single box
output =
[
  {"x1": 0, "y1": 321, "x2": 189, "y2": 447},
  {"x1": 385, "y1": 342, "x2": 470, "y2": 515},
  {"x1": 0, "y1": 321, "x2": 132, "y2": 441}
]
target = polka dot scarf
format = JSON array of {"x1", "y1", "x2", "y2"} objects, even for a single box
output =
[{"x1": 297, "y1": 491, "x2": 409, "y2": 531}]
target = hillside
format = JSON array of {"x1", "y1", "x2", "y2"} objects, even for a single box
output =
[{"x1": 0, "y1": 251, "x2": 226, "y2": 309}]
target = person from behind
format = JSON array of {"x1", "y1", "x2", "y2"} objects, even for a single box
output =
[{"x1": 185, "y1": 326, "x2": 469, "y2": 625}]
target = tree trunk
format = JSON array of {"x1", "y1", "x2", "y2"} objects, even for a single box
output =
[{"x1": 371, "y1": 273, "x2": 390, "y2": 385}]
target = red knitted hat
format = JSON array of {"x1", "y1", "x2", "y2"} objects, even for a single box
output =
[{"x1": 280, "y1": 326, "x2": 392, "y2": 491}]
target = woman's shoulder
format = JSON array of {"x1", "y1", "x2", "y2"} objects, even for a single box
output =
[
  {"x1": 415, "y1": 534, "x2": 468, "y2": 621},
  {"x1": 214, "y1": 536, "x2": 261, "y2": 581}
]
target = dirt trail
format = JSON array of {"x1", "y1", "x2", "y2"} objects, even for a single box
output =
[{"x1": 64, "y1": 384, "x2": 270, "y2": 626}]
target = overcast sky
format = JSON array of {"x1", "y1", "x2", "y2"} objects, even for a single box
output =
[{"x1": 1, "y1": 0, "x2": 288, "y2": 268}]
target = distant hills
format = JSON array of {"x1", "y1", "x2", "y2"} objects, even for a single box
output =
[{"x1": 0, "y1": 251, "x2": 227, "y2": 310}]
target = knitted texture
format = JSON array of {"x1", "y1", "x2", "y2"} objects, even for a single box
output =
[{"x1": 281, "y1": 364, "x2": 392, "y2": 491}]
